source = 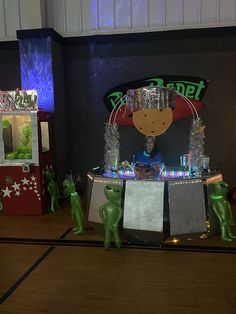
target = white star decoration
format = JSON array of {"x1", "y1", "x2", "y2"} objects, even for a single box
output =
[
  {"x1": 1, "y1": 186, "x2": 12, "y2": 198},
  {"x1": 3, "y1": 176, "x2": 41, "y2": 201},
  {"x1": 12, "y1": 181, "x2": 21, "y2": 191},
  {"x1": 21, "y1": 177, "x2": 29, "y2": 185}
]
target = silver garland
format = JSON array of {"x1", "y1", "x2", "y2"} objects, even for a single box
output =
[
  {"x1": 189, "y1": 118, "x2": 206, "y2": 175},
  {"x1": 104, "y1": 122, "x2": 120, "y2": 172},
  {"x1": 126, "y1": 86, "x2": 176, "y2": 111}
]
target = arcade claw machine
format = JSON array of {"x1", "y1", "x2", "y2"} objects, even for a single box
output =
[{"x1": 0, "y1": 90, "x2": 53, "y2": 215}]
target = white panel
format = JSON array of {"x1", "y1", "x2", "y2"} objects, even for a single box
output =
[
  {"x1": 0, "y1": 0, "x2": 6, "y2": 37},
  {"x1": 123, "y1": 180, "x2": 165, "y2": 232},
  {"x1": 45, "y1": 0, "x2": 53, "y2": 28},
  {"x1": 40, "y1": 0, "x2": 47, "y2": 27},
  {"x1": 53, "y1": 0, "x2": 66, "y2": 34},
  {"x1": 115, "y1": 0, "x2": 131, "y2": 29},
  {"x1": 65, "y1": 0, "x2": 81, "y2": 33},
  {"x1": 132, "y1": 0, "x2": 148, "y2": 28},
  {"x1": 166, "y1": 0, "x2": 183, "y2": 26},
  {"x1": 4, "y1": 0, "x2": 20, "y2": 37},
  {"x1": 81, "y1": 0, "x2": 97, "y2": 32},
  {"x1": 46, "y1": 0, "x2": 66, "y2": 35},
  {"x1": 98, "y1": 0, "x2": 114, "y2": 30},
  {"x1": 220, "y1": 0, "x2": 236, "y2": 22},
  {"x1": 148, "y1": 0, "x2": 165, "y2": 27},
  {"x1": 184, "y1": 0, "x2": 201, "y2": 24},
  {"x1": 201, "y1": 0, "x2": 219, "y2": 23},
  {"x1": 19, "y1": 0, "x2": 42, "y2": 29}
]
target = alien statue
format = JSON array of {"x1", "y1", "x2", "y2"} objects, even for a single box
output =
[
  {"x1": 99, "y1": 184, "x2": 123, "y2": 249},
  {"x1": 63, "y1": 178, "x2": 84, "y2": 235},
  {"x1": 210, "y1": 181, "x2": 236, "y2": 241},
  {"x1": 44, "y1": 169, "x2": 60, "y2": 212}
]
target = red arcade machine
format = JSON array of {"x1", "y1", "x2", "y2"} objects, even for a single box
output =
[{"x1": 0, "y1": 90, "x2": 53, "y2": 215}]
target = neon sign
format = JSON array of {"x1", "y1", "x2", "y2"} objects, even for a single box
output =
[{"x1": 104, "y1": 76, "x2": 208, "y2": 112}]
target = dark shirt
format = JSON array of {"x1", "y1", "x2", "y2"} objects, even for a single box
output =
[{"x1": 134, "y1": 150, "x2": 163, "y2": 165}]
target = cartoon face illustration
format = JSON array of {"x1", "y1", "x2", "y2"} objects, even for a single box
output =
[{"x1": 104, "y1": 184, "x2": 122, "y2": 202}]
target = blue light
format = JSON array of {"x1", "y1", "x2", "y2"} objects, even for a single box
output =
[{"x1": 19, "y1": 36, "x2": 54, "y2": 112}]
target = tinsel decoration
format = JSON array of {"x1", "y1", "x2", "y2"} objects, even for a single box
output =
[
  {"x1": 189, "y1": 118, "x2": 206, "y2": 175},
  {"x1": 104, "y1": 122, "x2": 120, "y2": 172},
  {"x1": 126, "y1": 86, "x2": 176, "y2": 111}
]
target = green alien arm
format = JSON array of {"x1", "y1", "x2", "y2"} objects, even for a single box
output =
[
  {"x1": 226, "y1": 201, "x2": 235, "y2": 226},
  {"x1": 99, "y1": 205, "x2": 106, "y2": 224},
  {"x1": 212, "y1": 202, "x2": 226, "y2": 226},
  {"x1": 113, "y1": 205, "x2": 123, "y2": 226},
  {"x1": 47, "y1": 183, "x2": 53, "y2": 195}
]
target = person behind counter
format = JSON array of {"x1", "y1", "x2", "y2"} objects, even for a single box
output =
[{"x1": 134, "y1": 135, "x2": 163, "y2": 166}]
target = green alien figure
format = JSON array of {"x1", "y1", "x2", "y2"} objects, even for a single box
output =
[
  {"x1": 45, "y1": 169, "x2": 60, "y2": 212},
  {"x1": 63, "y1": 178, "x2": 84, "y2": 235},
  {"x1": 210, "y1": 181, "x2": 236, "y2": 241},
  {"x1": 99, "y1": 184, "x2": 123, "y2": 249}
]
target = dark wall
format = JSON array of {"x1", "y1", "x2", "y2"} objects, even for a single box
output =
[
  {"x1": 0, "y1": 42, "x2": 21, "y2": 90},
  {"x1": 63, "y1": 30, "x2": 236, "y2": 189},
  {"x1": 51, "y1": 39, "x2": 68, "y2": 190}
]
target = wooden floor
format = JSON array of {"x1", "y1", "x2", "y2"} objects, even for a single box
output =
[{"x1": 1, "y1": 203, "x2": 236, "y2": 314}]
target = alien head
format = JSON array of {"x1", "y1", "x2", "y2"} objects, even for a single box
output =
[
  {"x1": 104, "y1": 184, "x2": 122, "y2": 202},
  {"x1": 214, "y1": 181, "x2": 228, "y2": 199},
  {"x1": 45, "y1": 169, "x2": 55, "y2": 181},
  {"x1": 63, "y1": 179, "x2": 76, "y2": 196}
]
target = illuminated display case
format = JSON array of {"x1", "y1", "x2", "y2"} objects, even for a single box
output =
[{"x1": 0, "y1": 90, "x2": 53, "y2": 215}]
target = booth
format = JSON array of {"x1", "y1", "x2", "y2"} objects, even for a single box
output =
[
  {"x1": 0, "y1": 90, "x2": 53, "y2": 215},
  {"x1": 84, "y1": 84, "x2": 226, "y2": 246},
  {"x1": 85, "y1": 172, "x2": 222, "y2": 246}
]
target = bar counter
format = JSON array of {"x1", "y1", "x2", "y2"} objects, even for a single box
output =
[{"x1": 84, "y1": 172, "x2": 223, "y2": 246}]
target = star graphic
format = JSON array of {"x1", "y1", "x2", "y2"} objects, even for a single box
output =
[
  {"x1": 31, "y1": 176, "x2": 36, "y2": 181},
  {"x1": 30, "y1": 182, "x2": 33, "y2": 185},
  {"x1": 29, "y1": 186, "x2": 33, "y2": 190},
  {"x1": 1, "y1": 186, "x2": 13, "y2": 198},
  {"x1": 34, "y1": 182, "x2": 37, "y2": 186},
  {"x1": 34, "y1": 190, "x2": 38, "y2": 194},
  {"x1": 15, "y1": 191, "x2": 21, "y2": 196},
  {"x1": 37, "y1": 193, "x2": 40, "y2": 197},
  {"x1": 21, "y1": 178, "x2": 29, "y2": 185},
  {"x1": 23, "y1": 186, "x2": 27, "y2": 191},
  {"x1": 12, "y1": 182, "x2": 21, "y2": 191}
]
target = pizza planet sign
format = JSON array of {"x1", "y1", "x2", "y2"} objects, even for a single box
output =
[
  {"x1": 145, "y1": 77, "x2": 205, "y2": 100},
  {"x1": 104, "y1": 76, "x2": 208, "y2": 136}
]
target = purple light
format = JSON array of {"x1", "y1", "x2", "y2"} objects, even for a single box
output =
[{"x1": 19, "y1": 37, "x2": 54, "y2": 112}]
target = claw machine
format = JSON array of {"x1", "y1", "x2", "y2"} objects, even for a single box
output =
[{"x1": 0, "y1": 90, "x2": 53, "y2": 215}]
